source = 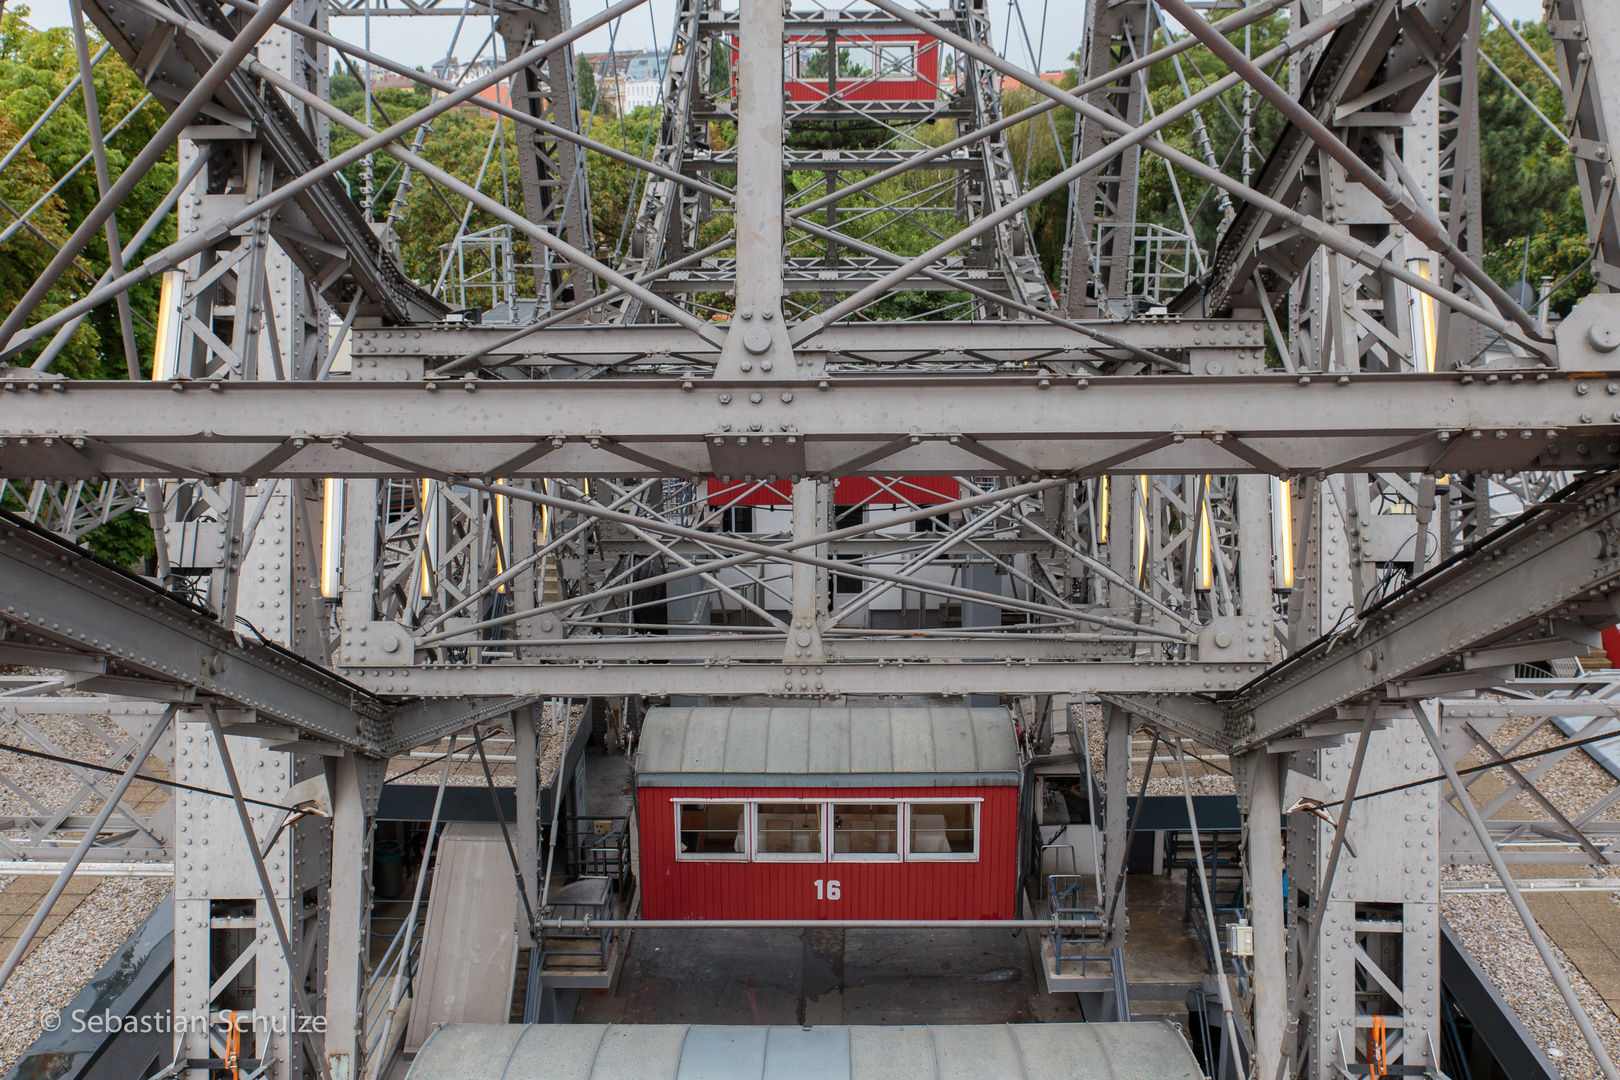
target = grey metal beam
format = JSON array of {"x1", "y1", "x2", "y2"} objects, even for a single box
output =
[
  {"x1": 0, "y1": 0, "x2": 301, "y2": 350},
  {"x1": 0, "y1": 510, "x2": 549, "y2": 756},
  {"x1": 3, "y1": 371, "x2": 1613, "y2": 481},
  {"x1": 1229, "y1": 472, "x2": 1620, "y2": 750},
  {"x1": 83, "y1": 0, "x2": 448, "y2": 325},
  {"x1": 381, "y1": 694, "x2": 538, "y2": 757},
  {"x1": 596, "y1": 537, "x2": 1055, "y2": 556},
  {"x1": 0, "y1": 512, "x2": 383, "y2": 749},
  {"x1": 351, "y1": 319, "x2": 1265, "y2": 362},
  {"x1": 1163, "y1": 0, "x2": 1537, "y2": 335},
  {"x1": 1100, "y1": 692, "x2": 1230, "y2": 751},
  {"x1": 0, "y1": 0, "x2": 657, "y2": 358},
  {"x1": 399, "y1": 637, "x2": 1186, "y2": 663},
  {"x1": 372, "y1": 661, "x2": 1261, "y2": 745}
]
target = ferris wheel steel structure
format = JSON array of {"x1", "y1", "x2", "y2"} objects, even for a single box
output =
[{"x1": 3, "y1": 0, "x2": 1620, "y2": 1077}]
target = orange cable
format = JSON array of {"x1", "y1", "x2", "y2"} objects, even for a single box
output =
[
  {"x1": 225, "y1": 1010, "x2": 240, "y2": 1080},
  {"x1": 1367, "y1": 1015, "x2": 1387, "y2": 1080}
]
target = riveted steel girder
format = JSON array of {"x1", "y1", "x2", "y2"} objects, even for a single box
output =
[
  {"x1": 1226, "y1": 472, "x2": 1620, "y2": 750},
  {"x1": 0, "y1": 512, "x2": 383, "y2": 747},
  {"x1": 3, "y1": 371, "x2": 1618, "y2": 481}
]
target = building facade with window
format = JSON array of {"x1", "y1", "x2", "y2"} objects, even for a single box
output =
[
  {"x1": 621, "y1": 48, "x2": 671, "y2": 112},
  {"x1": 635, "y1": 706, "x2": 1023, "y2": 919}
]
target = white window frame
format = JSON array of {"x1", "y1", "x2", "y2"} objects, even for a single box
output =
[
  {"x1": 828, "y1": 798, "x2": 905, "y2": 863},
  {"x1": 902, "y1": 798, "x2": 982, "y2": 862},
  {"x1": 836, "y1": 44, "x2": 876, "y2": 80},
  {"x1": 668, "y1": 796, "x2": 984, "y2": 864},
  {"x1": 672, "y1": 798, "x2": 751, "y2": 862},
  {"x1": 794, "y1": 45, "x2": 827, "y2": 80},
  {"x1": 874, "y1": 42, "x2": 917, "y2": 80},
  {"x1": 751, "y1": 800, "x2": 829, "y2": 862}
]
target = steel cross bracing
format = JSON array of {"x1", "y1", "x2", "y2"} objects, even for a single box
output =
[
  {"x1": 83, "y1": 0, "x2": 449, "y2": 327},
  {"x1": 0, "y1": 478, "x2": 145, "y2": 544},
  {"x1": 1061, "y1": 0, "x2": 1153, "y2": 319},
  {"x1": 2, "y1": 0, "x2": 1620, "y2": 766},
  {"x1": 1177, "y1": 0, "x2": 1472, "y2": 328},
  {"x1": 0, "y1": 510, "x2": 540, "y2": 755},
  {"x1": 610, "y1": 0, "x2": 1051, "y2": 326},
  {"x1": 497, "y1": 0, "x2": 599, "y2": 313},
  {"x1": 3, "y1": 0, "x2": 1620, "y2": 1076}
]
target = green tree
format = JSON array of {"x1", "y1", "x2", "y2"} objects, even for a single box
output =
[
  {"x1": 0, "y1": 6, "x2": 177, "y2": 564},
  {"x1": 1477, "y1": 18, "x2": 1589, "y2": 315},
  {"x1": 0, "y1": 6, "x2": 176, "y2": 380},
  {"x1": 796, "y1": 46, "x2": 874, "y2": 82},
  {"x1": 709, "y1": 41, "x2": 731, "y2": 96},
  {"x1": 577, "y1": 54, "x2": 597, "y2": 112}
]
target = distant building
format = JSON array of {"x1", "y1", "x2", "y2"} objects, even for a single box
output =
[
  {"x1": 578, "y1": 50, "x2": 631, "y2": 114},
  {"x1": 430, "y1": 56, "x2": 503, "y2": 84},
  {"x1": 622, "y1": 48, "x2": 671, "y2": 111},
  {"x1": 998, "y1": 71, "x2": 1067, "y2": 92},
  {"x1": 367, "y1": 72, "x2": 420, "y2": 92},
  {"x1": 577, "y1": 48, "x2": 668, "y2": 115}
]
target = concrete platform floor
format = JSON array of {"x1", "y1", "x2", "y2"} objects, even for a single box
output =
[
  {"x1": 575, "y1": 924, "x2": 1085, "y2": 1026},
  {"x1": 572, "y1": 874, "x2": 1209, "y2": 1028},
  {"x1": 1033, "y1": 870, "x2": 1208, "y2": 1021},
  {"x1": 1118, "y1": 870, "x2": 1210, "y2": 1017},
  {"x1": 1517, "y1": 864, "x2": 1620, "y2": 1020}
]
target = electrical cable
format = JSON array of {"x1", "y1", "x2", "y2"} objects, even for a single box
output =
[
  {"x1": 1178, "y1": 742, "x2": 1234, "y2": 778},
  {"x1": 382, "y1": 725, "x2": 503, "y2": 784},
  {"x1": 1302, "y1": 720, "x2": 1620, "y2": 812},
  {"x1": 0, "y1": 739, "x2": 319, "y2": 815}
]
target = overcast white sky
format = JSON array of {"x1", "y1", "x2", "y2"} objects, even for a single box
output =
[{"x1": 19, "y1": 0, "x2": 1551, "y2": 77}]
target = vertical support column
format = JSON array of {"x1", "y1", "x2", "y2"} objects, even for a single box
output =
[
  {"x1": 718, "y1": 0, "x2": 794, "y2": 377},
  {"x1": 1548, "y1": 0, "x2": 1620, "y2": 295},
  {"x1": 1236, "y1": 477, "x2": 1273, "y2": 621},
  {"x1": 734, "y1": 0, "x2": 783, "y2": 311},
  {"x1": 1432, "y1": 1, "x2": 1485, "y2": 368},
  {"x1": 1061, "y1": 0, "x2": 1153, "y2": 318},
  {"x1": 509, "y1": 489, "x2": 539, "y2": 652},
  {"x1": 1247, "y1": 751, "x2": 1286, "y2": 1074},
  {"x1": 265, "y1": 0, "x2": 328, "y2": 379},
  {"x1": 497, "y1": 0, "x2": 596, "y2": 310},
  {"x1": 1102, "y1": 704, "x2": 1131, "y2": 948},
  {"x1": 787, "y1": 478, "x2": 827, "y2": 665},
  {"x1": 324, "y1": 751, "x2": 369, "y2": 1080},
  {"x1": 516, "y1": 704, "x2": 539, "y2": 948},
  {"x1": 1317, "y1": 479, "x2": 1354, "y2": 631},
  {"x1": 175, "y1": 719, "x2": 325, "y2": 1080},
  {"x1": 1338, "y1": 476, "x2": 1378, "y2": 613},
  {"x1": 238, "y1": 481, "x2": 329, "y2": 665},
  {"x1": 1284, "y1": 477, "x2": 1319, "y2": 650},
  {"x1": 1287, "y1": 720, "x2": 1440, "y2": 1079},
  {"x1": 339, "y1": 479, "x2": 379, "y2": 661},
  {"x1": 1106, "y1": 477, "x2": 1134, "y2": 608}
]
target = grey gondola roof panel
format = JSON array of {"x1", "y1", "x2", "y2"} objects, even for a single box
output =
[
  {"x1": 406, "y1": 1023, "x2": 1203, "y2": 1079},
  {"x1": 635, "y1": 706, "x2": 1019, "y2": 787}
]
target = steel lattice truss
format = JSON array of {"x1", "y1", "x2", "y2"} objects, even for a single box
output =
[{"x1": 3, "y1": 0, "x2": 1620, "y2": 1077}]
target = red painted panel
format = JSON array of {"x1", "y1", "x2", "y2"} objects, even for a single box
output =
[
  {"x1": 725, "y1": 34, "x2": 942, "y2": 105},
  {"x1": 706, "y1": 477, "x2": 960, "y2": 508},
  {"x1": 637, "y1": 784, "x2": 1018, "y2": 920}
]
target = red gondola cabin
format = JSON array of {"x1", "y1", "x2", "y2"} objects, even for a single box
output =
[
  {"x1": 635, "y1": 706, "x2": 1023, "y2": 920},
  {"x1": 727, "y1": 30, "x2": 943, "y2": 104}
]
